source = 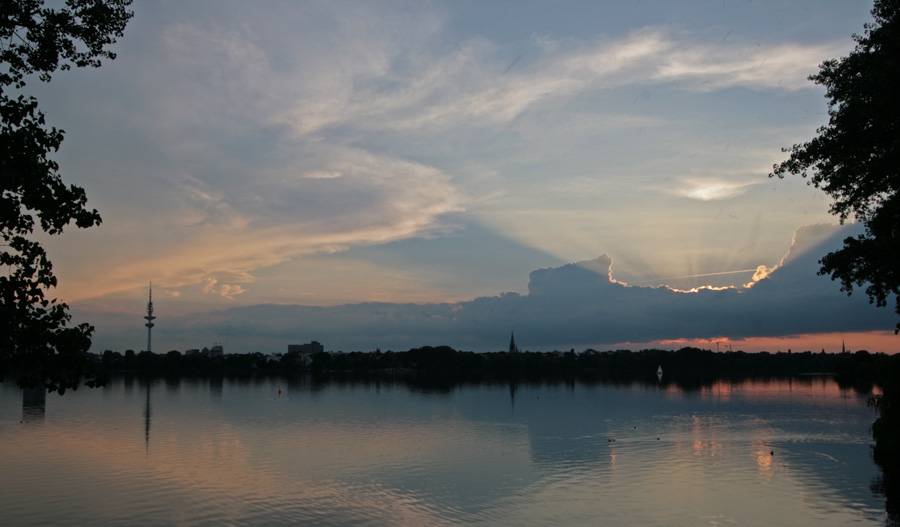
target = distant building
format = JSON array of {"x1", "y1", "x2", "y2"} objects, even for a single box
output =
[
  {"x1": 287, "y1": 341, "x2": 324, "y2": 366},
  {"x1": 185, "y1": 349, "x2": 200, "y2": 356},
  {"x1": 209, "y1": 344, "x2": 224, "y2": 358},
  {"x1": 288, "y1": 341, "x2": 324, "y2": 354}
]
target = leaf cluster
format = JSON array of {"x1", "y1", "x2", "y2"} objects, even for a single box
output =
[
  {"x1": 1, "y1": 0, "x2": 132, "y2": 394},
  {"x1": 770, "y1": 0, "x2": 900, "y2": 330}
]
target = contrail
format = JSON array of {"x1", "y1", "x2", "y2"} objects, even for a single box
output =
[
  {"x1": 502, "y1": 52, "x2": 524, "y2": 74},
  {"x1": 633, "y1": 269, "x2": 758, "y2": 284}
]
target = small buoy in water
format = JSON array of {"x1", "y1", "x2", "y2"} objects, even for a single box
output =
[
  {"x1": 657, "y1": 437, "x2": 660, "y2": 440},
  {"x1": 278, "y1": 388, "x2": 282, "y2": 396},
  {"x1": 770, "y1": 450, "x2": 774, "y2": 456}
]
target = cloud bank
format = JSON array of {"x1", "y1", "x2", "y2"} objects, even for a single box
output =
[{"x1": 85, "y1": 223, "x2": 895, "y2": 353}]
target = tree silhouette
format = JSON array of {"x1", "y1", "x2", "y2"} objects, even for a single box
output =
[
  {"x1": 771, "y1": 0, "x2": 899, "y2": 331},
  {"x1": 1, "y1": 0, "x2": 133, "y2": 393}
]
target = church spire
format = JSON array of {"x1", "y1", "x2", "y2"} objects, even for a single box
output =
[{"x1": 509, "y1": 331, "x2": 519, "y2": 353}]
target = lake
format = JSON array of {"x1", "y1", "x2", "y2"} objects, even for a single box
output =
[{"x1": 0, "y1": 374, "x2": 890, "y2": 526}]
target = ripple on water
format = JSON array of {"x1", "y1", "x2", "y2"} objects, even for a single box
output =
[{"x1": 0, "y1": 378, "x2": 887, "y2": 526}]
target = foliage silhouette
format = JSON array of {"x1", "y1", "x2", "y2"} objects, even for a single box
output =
[
  {"x1": 94, "y1": 345, "x2": 880, "y2": 389},
  {"x1": 771, "y1": 0, "x2": 900, "y2": 331},
  {"x1": 869, "y1": 354, "x2": 900, "y2": 525},
  {"x1": 769, "y1": 3, "x2": 900, "y2": 516},
  {"x1": 0, "y1": 0, "x2": 133, "y2": 394}
]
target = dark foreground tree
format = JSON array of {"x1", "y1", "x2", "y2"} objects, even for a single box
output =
[
  {"x1": 771, "y1": 0, "x2": 900, "y2": 331},
  {"x1": 1, "y1": 0, "x2": 133, "y2": 393}
]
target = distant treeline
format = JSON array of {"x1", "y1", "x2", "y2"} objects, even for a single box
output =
[{"x1": 94, "y1": 345, "x2": 883, "y2": 385}]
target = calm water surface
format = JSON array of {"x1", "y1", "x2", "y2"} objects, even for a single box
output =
[{"x1": 0, "y1": 375, "x2": 888, "y2": 526}]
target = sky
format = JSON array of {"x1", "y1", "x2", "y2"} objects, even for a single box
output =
[{"x1": 28, "y1": 0, "x2": 899, "y2": 354}]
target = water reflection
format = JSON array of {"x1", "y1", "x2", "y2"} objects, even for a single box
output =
[
  {"x1": 144, "y1": 381, "x2": 151, "y2": 452},
  {"x1": 0, "y1": 375, "x2": 888, "y2": 526},
  {"x1": 165, "y1": 375, "x2": 180, "y2": 394},
  {"x1": 871, "y1": 473, "x2": 900, "y2": 526},
  {"x1": 21, "y1": 384, "x2": 45, "y2": 422},
  {"x1": 210, "y1": 374, "x2": 224, "y2": 398},
  {"x1": 754, "y1": 441, "x2": 775, "y2": 483}
]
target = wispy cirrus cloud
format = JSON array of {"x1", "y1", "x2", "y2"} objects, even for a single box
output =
[
  {"x1": 48, "y1": 1, "x2": 852, "y2": 311},
  {"x1": 149, "y1": 10, "x2": 846, "y2": 141},
  {"x1": 255, "y1": 27, "x2": 845, "y2": 137},
  {"x1": 56, "y1": 147, "x2": 464, "y2": 302},
  {"x1": 652, "y1": 41, "x2": 843, "y2": 91}
]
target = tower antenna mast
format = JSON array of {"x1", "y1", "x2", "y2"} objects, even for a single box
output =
[{"x1": 144, "y1": 283, "x2": 156, "y2": 353}]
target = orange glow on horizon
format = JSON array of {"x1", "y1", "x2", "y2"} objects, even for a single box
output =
[{"x1": 619, "y1": 330, "x2": 899, "y2": 354}]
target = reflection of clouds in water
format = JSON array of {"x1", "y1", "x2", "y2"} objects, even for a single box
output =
[
  {"x1": 690, "y1": 414, "x2": 729, "y2": 460},
  {"x1": 815, "y1": 452, "x2": 841, "y2": 464},
  {"x1": 4, "y1": 416, "x2": 469, "y2": 525},
  {"x1": 698, "y1": 381, "x2": 733, "y2": 404},
  {"x1": 0, "y1": 378, "x2": 885, "y2": 525},
  {"x1": 755, "y1": 441, "x2": 775, "y2": 483},
  {"x1": 692, "y1": 439, "x2": 727, "y2": 459},
  {"x1": 515, "y1": 379, "x2": 879, "y2": 522}
]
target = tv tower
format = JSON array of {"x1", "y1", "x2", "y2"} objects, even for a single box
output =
[{"x1": 144, "y1": 283, "x2": 156, "y2": 353}]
